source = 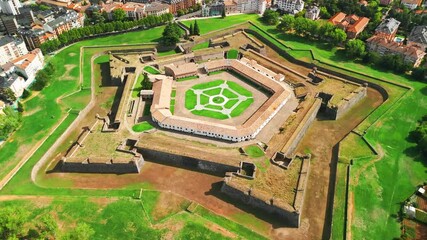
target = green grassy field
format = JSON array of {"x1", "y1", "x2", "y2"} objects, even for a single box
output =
[
  {"x1": 192, "y1": 41, "x2": 210, "y2": 51},
  {"x1": 132, "y1": 74, "x2": 145, "y2": 98},
  {"x1": 132, "y1": 121, "x2": 155, "y2": 132},
  {"x1": 244, "y1": 145, "x2": 265, "y2": 158},
  {"x1": 185, "y1": 80, "x2": 253, "y2": 119},
  {"x1": 144, "y1": 66, "x2": 161, "y2": 74},
  {"x1": 226, "y1": 49, "x2": 239, "y2": 59}
]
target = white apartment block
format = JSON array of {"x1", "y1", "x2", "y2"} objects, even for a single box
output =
[
  {"x1": 0, "y1": 0, "x2": 21, "y2": 15},
  {"x1": 238, "y1": 0, "x2": 267, "y2": 15},
  {"x1": 0, "y1": 36, "x2": 28, "y2": 66},
  {"x1": 11, "y1": 48, "x2": 44, "y2": 83},
  {"x1": 276, "y1": 0, "x2": 304, "y2": 14}
]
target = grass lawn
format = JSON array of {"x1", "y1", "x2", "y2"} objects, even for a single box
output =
[
  {"x1": 226, "y1": 49, "x2": 239, "y2": 59},
  {"x1": 331, "y1": 163, "x2": 348, "y2": 240},
  {"x1": 180, "y1": 14, "x2": 260, "y2": 35},
  {"x1": 185, "y1": 80, "x2": 253, "y2": 119},
  {"x1": 192, "y1": 41, "x2": 210, "y2": 51},
  {"x1": 244, "y1": 145, "x2": 265, "y2": 158},
  {"x1": 144, "y1": 66, "x2": 161, "y2": 74},
  {"x1": 177, "y1": 75, "x2": 199, "y2": 82},
  {"x1": 208, "y1": 70, "x2": 226, "y2": 75},
  {"x1": 132, "y1": 74, "x2": 145, "y2": 98},
  {"x1": 157, "y1": 48, "x2": 177, "y2": 56},
  {"x1": 132, "y1": 121, "x2": 155, "y2": 132}
]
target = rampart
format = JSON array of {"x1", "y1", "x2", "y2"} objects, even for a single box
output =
[
  {"x1": 221, "y1": 172, "x2": 299, "y2": 227},
  {"x1": 59, "y1": 156, "x2": 143, "y2": 174},
  {"x1": 136, "y1": 147, "x2": 240, "y2": 176},
  {"x1": 327, "y1": 86, "x2": 367, "y2": 119},
  {"x1": 280, "y1": 98, "x2": 322, "y2": 156}
]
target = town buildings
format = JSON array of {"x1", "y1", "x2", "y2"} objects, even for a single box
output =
[
  {"x1": 366, "y1": 36, "x2": 426, "y2": 67},
  {"x1": 408, "y1": 25, "x2": 427, "y2": 51},
  {"x1": 163, "y1": 0, "x2": 196, "y2": 15},
  {"x1": 401, "y1": 0, "x2": 422, "y2": 10},
  {"x1": 145, "y1": 2, "x2": 170, "y2": 16},
  {"x1": 0, "y1": 48, "x2": 44, "y2": 97},
  {"x1": 275, "y1": 0, "x2": 304, "y2": 14},
  {"x1": 329, "y1": 12, "x2": 370, "y2": 39},
  {"x1": 202, "y1": 0, "x2": 266, "y2": 17},
  {"x1": 305, "y1": 5, "x2": 320, "y2": 20},
  {"x1": 0, "y1": 36, "x2": 28, "y2": 65},
  {"x1": 0, "y1": 0, "x2": 21, "y2": 15},
  {"x1": 375, "y1": 18, "x2": 400, "y2": 41},
  {"x1": 18, "y1": 10, "x2": 84, "y2": 50}
]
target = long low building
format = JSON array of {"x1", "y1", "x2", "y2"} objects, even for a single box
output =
[{"x1": 150, "y1": 58, "x2": 292, "y2": 142}]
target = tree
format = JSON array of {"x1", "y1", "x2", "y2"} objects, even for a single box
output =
[
  {"x1": 277, "y1": 15, "x2": 295, "y2": 32},
  {"x1": 0, "y1": 88, "x2": 16, "y2": 103},
  {"x1": 189, "y1": 23, "x2": 194, "y2": 36},
  {"x1": 222, "y1": 8, "x2": 226, "y2": 18},
  {"x1": 193, "y1": 20, "x2": 200, "y2": 35},
  {"x1": 330, "y1": 28, "x2": 347, "y2": 45},
  {"x1": 0, "y1": 206, "x2": 30, "y2": 239},
  {"x1": 112, "y1": 9, "x2": 127, "y2": 22},
  {"x1": 262, "y1": 9, "x2": 280, "y2": 25},
  {"x1": 161, "y1": 23, "x2": 182, "y2": 46},
  {"x1": 345, "y1": 39, "x2": 365, "y2": 58},
  {"x1": 411, "y1": 67, "x2": 427, "y2": 82}
]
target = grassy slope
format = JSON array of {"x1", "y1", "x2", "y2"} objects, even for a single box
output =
[{"x1": 132, "y1": 121, "x2": 154, "y2": 132}]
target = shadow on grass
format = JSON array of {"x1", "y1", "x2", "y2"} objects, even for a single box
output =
[
  {"x1": 403, "y1": 146, "x2": 427, "y2": 168},
  {"x1": 420, "y1": 86, "x2": 427, "y2": 96}
]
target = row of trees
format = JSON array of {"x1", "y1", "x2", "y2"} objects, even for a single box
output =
[
  {"x1": 40, "y1": 13, "x2": 173, "y2": 54},
  {"x1": 0, "y1": 205, "x2": 94, "y2": 240},
  {"x1": 277, "y1": 15, "x2": 347, "y2": 45},
  {"x1": 188, "y1": 20, "x2": 200, "y2": 36}
]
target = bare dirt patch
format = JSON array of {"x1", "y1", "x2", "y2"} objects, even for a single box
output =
[
  {"x1": 151, "y1": 192, "x2": 190, "y2": 221},
  {"x1": 206, "y1": 222, "x2": 238, "y2": 238},
  {"x1": 62, "y1": 64, "x2": 78, "y2": 80}
]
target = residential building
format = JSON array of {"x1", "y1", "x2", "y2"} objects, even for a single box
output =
[
  {"x1": 43, "y1": 11, "x2": 85, "y2": 36},
  {"x1": 202, "y1": 1, "x2": 223, "y2": 17},
  {"x1": 19, "y1": 26, "x2": 56, "y2": 50},
  {"x1": 275, "y1": 0, "x2": 304, "y2": 14},
  {"x1": 366, "y1": 36, "x2": 426, "y2": 68},
  {"x1": 375, "y1": 18, "x2": 400, "y2": 41},
  {"x1": 0, "y1": 48, "x2": 44, "y2": 97},
  {"x1": 0, "y1": 0, "x2": 21, "y2": 15},
  {"x1": 163, "y1": 0, "x2": 196, "y2": 15},
  {"x1": 102, "y1": 2, "x2": 146, "y2": 20},
  {"x1": 379, "y1": 0, "x2": 393, "y2": 6},
  {"x1": 204, "y1": 0, "x2": 266, "y2": 16},
  {"x1": 0, "y1": 69, "x2": 27, "y2": 97},
  {"x1": 145, "y1": 2, "x2": 170, "y2": 16},
  {"x1": 0, "y1": 36, "x2": 28, "y2": 65},
  {"x1": 11, "y1": 48, "x2": 44, "y2": 83},
  {"x1": 0, "y1": 15, "x2": 18, "y2": 34},
  {"x1": 329, "y1": 12, "x2": 370, "y2": 39},
  {"x1": 401, "y1": 0, "x2": 422, "y2": 10},
  {"x1": 305, "y1": 5, "x2": 320, "y2": 20},
  {"x1": 408, "y1": 25, "x2": 427, "y2": 51}
]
